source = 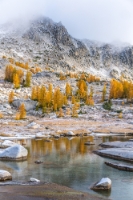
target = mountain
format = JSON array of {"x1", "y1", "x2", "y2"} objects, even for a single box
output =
[{"x1": 0, "y1": 16, "x2": 133, "y2": 80}]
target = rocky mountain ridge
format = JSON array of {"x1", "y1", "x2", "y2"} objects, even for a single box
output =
[{"x1": 0, "y1": 16, "x2": 133, "y2": 80}]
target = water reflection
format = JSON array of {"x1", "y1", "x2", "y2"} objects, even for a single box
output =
[{"x1": 0, "y1": 136, "x2": 133, "y2": 200}]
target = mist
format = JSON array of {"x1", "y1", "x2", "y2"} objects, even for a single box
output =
[{"x1": 0, "y1": 0, "x2": 133, "y2": 44}]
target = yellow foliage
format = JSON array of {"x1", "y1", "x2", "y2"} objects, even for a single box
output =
[
  {"x1": 72, "y1": 103, "x2": 79, "y2": 117},
  {"x1": 0, "y1": 113, "x2": 3, "y2": 119},
  {"x1": 8, "y1": 91, "x2": 14, "y2": 104},
  {"x1": 13, "y1": 73, "x2": 20, "y2": 89},
  {"x1": 15, "y1": 112, "x2": 20, "y2": 120},
  {"x1": 109, "y1": 79, "x2": 133, "y2": 100},
  {"x1": 65, "y1": 83, "x2": 72, "y2": 97},
  {"x1": 85, "y1": 97, "x2": 94, "y2": 106},
  {"x1": 19, "y1": 103, "x2": 26, "y2": 119},
  {"x1": 25, "y1": 71, "x2": 32, "y2": 87},
  {"x1": 118, "y1": 112, "x2": 123, "y2": 119},
  {"x1": 57, "y1": 108, "x2": 64, "y2": 117},
  {"x1": 60, "y1": 73, "x2": 66, "y2": 80}
]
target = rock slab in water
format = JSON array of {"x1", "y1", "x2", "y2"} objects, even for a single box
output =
[
  {"x1": 0, "y1": 170, "x2": 12, "y2": 181},
  {"x1": 94, "y1": 148, "x2": 133, "y2": 162},
  {"x1": 100, "y1": 141, "x2": 133, "y2": 148},
  {"x1": 91, "y1": 177, "x2": 112, "y2": 190},
  {"x1": 0, "y1": 145, "x2": 28, "y2": 160},
  {"x1": 84, "y1": 141, "x2": 95, "y2": 145},
  {"x1": 105, "y1": 162, "x2": 133, "y2": 172}
]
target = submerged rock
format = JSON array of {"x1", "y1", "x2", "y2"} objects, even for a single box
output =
[
  {"x1": 0, "y1": 170, "x2": 12, "y2": 181},
  {"x1": 91, "y1": 177, "x2": 112, "y2": 190},
  {"x1": 0, "y1": 145, "x2": 28, "y2": 160},
  {"x1": 35, "y1": 160, "x2": 43, "y2": 164}
]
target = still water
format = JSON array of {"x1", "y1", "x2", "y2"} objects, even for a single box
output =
[{"x1": 0, "y1": 136, "x2": 133, "y2": 200}]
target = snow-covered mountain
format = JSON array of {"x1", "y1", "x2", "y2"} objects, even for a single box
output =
[{"x1": 0, "y1": 16, "x2": 133, "y2": 80}]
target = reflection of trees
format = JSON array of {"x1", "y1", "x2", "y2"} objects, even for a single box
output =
[{"x1": 29, "y1": 137, "x2": 95, "y2": 158}]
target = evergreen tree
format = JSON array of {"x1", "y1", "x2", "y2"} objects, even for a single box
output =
[{"x1": 8, "y1": 91, "x2": 14, "y2": 104}]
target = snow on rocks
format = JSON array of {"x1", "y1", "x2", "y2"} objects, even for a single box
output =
[
  {"x1": 12, "y1": 100, "x2": 37, "y2": 112},
  {"x1": 0, "y1": 140, "x2": 16, "y2": 148},
  {"x1": 30, "y1": 178, "x2": 40, "y2": 183},
  {"x1": 91, "y1": 177, "x2": 112, "y2": 190},
  {"x1": 65, "y1": 131, "x2": 75, "y2": 136},
  {"x1": 0, "y1": 144, "x2": 28, "y2": 160},
  {"x1": 94, "y1": 148, "x2": 133, "y2": 162},
  {"x1": 35, "y1": 132, "x2": 46, "y2": 139},
  {"x1": 100, "y1": 141, "x2": 133, "y2": 148},
  {"x1": 0, "y1": 170, "x2": 12, "y2": 181},
  {"x1": 27, "y1": 122, "x2": 40, "y2": 129}
]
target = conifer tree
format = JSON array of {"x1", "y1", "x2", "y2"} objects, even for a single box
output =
[
  {"x1": 102, "y1": 84, "x2": 106, "y2": 102},
  {"x1": 72, "y1": 103, "x2": 78, "y2": 117},
  {"x1": 57, "y1": 108, "x2": 64, "y2": 117},
  {"x1": 13, "y1": 73, "x2": 20, "y2": 89},
  {"x1": 71, "y1": 96, "x2": 75, "y2": 104},
  {"x1": 25, "y1": 71, "x2": 32, "y2": 87},
  {"x1": 19, "y1": 103, "x2": 26, "y2": 119},
  {"x1": 65, "y1": 83, "x2": 72, "y2": 97},
  {"x1": 8, "y1": 91, "x2": 14, "y2": 104}
]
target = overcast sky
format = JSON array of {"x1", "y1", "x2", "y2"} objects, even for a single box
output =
[{"x1": 0, "y1": 0, "x2": 133, "y2": 44}]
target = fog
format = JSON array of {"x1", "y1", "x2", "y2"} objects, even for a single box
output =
[{"x1": 0, "y1": 0, "x2": 133, "y2": 44}]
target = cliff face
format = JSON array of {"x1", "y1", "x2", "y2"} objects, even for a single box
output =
[{"x1": 0, "y1": 16, "x2": 133, "y2": 80}]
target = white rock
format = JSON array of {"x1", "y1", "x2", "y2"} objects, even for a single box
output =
[
  {"x1": 66, "y1": 131, "x2": 75, "y2": 136},
  {"x1": 36, "y1": 133, "x2": 46, "y2": 138},
  {"x1": 0, "y1": 144, "x2": 28, "y2": 160},
  {"x1": 30, "y1": 178, "x2": 40, "y2": 183},
  {"x1": 0, "y1": 140, "x2": 16, "y2": 148},
  {"x1": 91, "y1": 177, "x2": 112, "y2": 190},
  {"x1": 27, "y1": 122, "x2": 40, "y2": 129},
  {"x1": 96, "y1": 178, "x2": 111, "y2": 187},
  {"x1": 0, "y1": 170, "x2": 12, "y2": 181}
]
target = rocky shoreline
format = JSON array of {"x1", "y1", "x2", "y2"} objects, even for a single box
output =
[{"x1": 0, "y1": 182, "x2": 108, "y2": 200}]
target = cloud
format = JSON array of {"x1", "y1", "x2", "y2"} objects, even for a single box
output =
[
  {"x1": 0, "y1": 0, "x2": 46, "y2": 24},
  {"x1": 44, "y1": 0, "x2": 133, "y2": 44},
  {"x1": 0, "y1": 0, "x2": 133, "y2": 44}
]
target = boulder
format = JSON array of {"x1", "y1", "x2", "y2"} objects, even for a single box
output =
[
  {"x1": 0, "y1": 145, "x2": 28, "y2": 160},
  {"x1": 91, "y1": 178, "x2": 111, "y2": 190},
  {"x1": 0, "y1": 170, "x2": 12, "y2": 181},
  {"x1": 12, "y1": 100, "x2": 37, "y2": 111},
  {"x1": 66, "y1": 131, "x2": 75, "y2": 136},
  {"x1": 27, "y1": 122, "x2": 40, "y2": 129}
]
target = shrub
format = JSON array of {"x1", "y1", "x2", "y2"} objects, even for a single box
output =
[{"x1": 103, "y1": 100, "x2": 112, "y2": 110}]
